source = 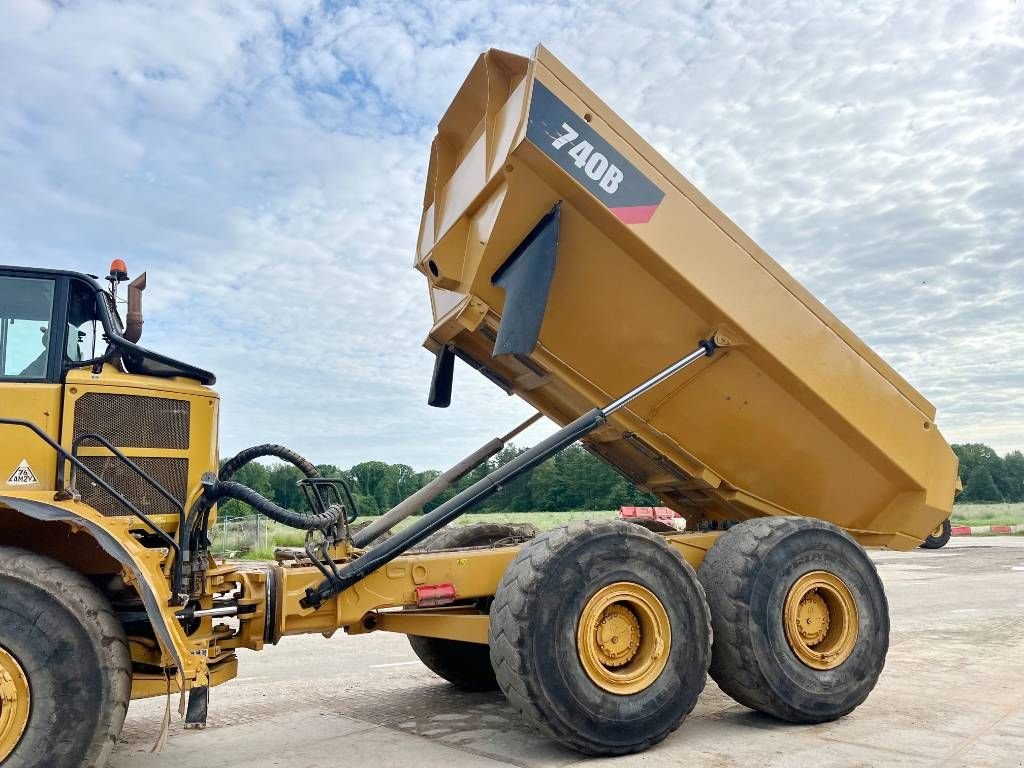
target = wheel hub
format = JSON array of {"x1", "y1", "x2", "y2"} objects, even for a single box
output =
[
  {"x1": 0, "y1": 646, "x2": 31, "y2": 763},
  {"x1": 577, "y1": 582, "x2": 671, "y2": 695},
  {"x1": 794, "y1": 589, "x2": 830, "y2": 646},
  {"x1": 931, "y1": 522, "x2": 945, "y2": 539},
  {"x1": 783, "y1": 571, "x2": 859, "y2": 670},
  {"x1": 594, "y1": 604, "x2": 641, "y2": 667}
]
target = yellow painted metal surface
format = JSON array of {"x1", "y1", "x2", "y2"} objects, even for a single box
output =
[
  {"x1": 60, "y1": 365, "x2": 221, "y2": 529},
  {"x1": 131, "y1": 654, "x2": 239, "y2": 700},
  {"x1": 416, "y1": 46, "x2": 958, "y2": 549},
  {"x1": 0, "y1": 383, "x2": 61, "y2": 494},
  {"x1": 370, "y1": 608, "x2": 490, "y2": 644},
  {"x1": 276, "y1": 545, "x2": 520, "y2": 637},
  {"x1": 0, "y1": 499, "x2": 210, "y2": 683}
]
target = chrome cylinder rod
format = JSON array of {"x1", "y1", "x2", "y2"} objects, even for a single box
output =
[{"x1": 602, "y1": 339, "x2": 716, "y2": 417}]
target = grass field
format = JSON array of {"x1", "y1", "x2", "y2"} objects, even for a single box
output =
[{"x1": 949, "y1": 502, "x2": 1024, "y2": 528}]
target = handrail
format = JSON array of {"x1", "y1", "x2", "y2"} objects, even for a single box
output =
[
  {"x1": 71, "y1": 432, "x2": 186, "y2": 551},
  {"x1": 0, "y1": 417, "x2": 180, "y2": 557}
]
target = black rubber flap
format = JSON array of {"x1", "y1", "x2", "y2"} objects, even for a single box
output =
[
  {"x1": 491, "y1": 204, "x2": 560, "y2": 357},
  {"x1": 428, "y1": 343, "x2": 456, "y2": 408}
]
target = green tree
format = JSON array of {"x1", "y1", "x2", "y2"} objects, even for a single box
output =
[
  {"x1": 961, "y1": 465, "x2": 1003, "y2": 502},
  {"x1": 1002, "y1": 451, "x2": 1024, "y2": 503},
  {"x1": 217, "y1": 460, "x2": 272, "y2": 518},
  {"x1": 953, "y1": 443, "x2": 1008, "y2": 498},
  {"x1": 526, "y1": 459, "x2": 560, "y2": 510}
]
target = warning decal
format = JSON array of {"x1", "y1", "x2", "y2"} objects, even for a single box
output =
[{"x1": 7, "y1": 460, "x2": 39, "y2": 486}]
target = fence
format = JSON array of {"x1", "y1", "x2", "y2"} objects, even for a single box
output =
[{"x1": 209, "y1": 516, "x2": 273, "y2": 557}]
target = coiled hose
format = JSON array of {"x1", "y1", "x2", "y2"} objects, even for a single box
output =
[{"x1": 186, "y1": 444, "x2": 342, "y2": 550}]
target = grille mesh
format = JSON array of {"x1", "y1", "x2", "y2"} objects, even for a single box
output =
[
  {"x1": 73, "y1": 393, "x2": 190, "y2": 450},
  {"x1": 78, "y1": 456, "x2": 188, "y2": 518}
]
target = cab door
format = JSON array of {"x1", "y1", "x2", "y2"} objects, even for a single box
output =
[{"x1": 0, "y1": 272, "x2": 66, "y2": 494}]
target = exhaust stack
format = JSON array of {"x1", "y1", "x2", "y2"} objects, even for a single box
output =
[{"x1": 124, "y1": 272, "x2": 146, "y2": 343}]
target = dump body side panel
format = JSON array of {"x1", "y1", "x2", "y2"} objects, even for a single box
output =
[{"x1": 416, "y1": 47, "x2": 958, "y2": 549}]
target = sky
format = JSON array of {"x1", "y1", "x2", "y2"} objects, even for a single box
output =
[{"x1": 1, "y1": 0, "x2": 1022, "y2": 470}]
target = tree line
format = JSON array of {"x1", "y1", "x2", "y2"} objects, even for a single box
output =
[
  {"x1": 952, "y1": 444, "x2": 1024, "y2": 503},
  {"x1": 216, "y1": 441, "x2": 1022, "y2": 520},
  {"x1": 216, "y1": 442, "x2": 660, "y2": 520}
]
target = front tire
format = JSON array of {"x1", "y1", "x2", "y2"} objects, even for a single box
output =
[
  {"x1": 489, "y1": 520, "x2": 711, "y2": 755},
  {"x1": 0, "y1": 546, "x2": 131, "y2": 768},
  {"x1": 698, "y1": 517, "x2": 889, "y2": 724}
]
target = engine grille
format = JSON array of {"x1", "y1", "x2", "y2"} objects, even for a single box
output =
[
  {"x1": 73, "y1": 393, "x2": 190, "y2": 450},
  {"x1": 78, "y1": 456, "x2": 189, "y2": 518}
]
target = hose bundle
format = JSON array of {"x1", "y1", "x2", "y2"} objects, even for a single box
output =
[
  {"x1": 186, "y1": 444, "x2": 343, "y2": 546},
  {"x1": 207, "y1": 480, "x2": 343, "y2": 531},
  {"x1": 210, "y1": 444, "x2": 343, "y2": 530}
]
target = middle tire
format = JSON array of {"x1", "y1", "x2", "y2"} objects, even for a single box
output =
[{"x1": 489, "y1": 520, "x2": 711, "y2": 756}]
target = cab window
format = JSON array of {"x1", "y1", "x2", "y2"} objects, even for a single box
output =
[
  {"x1": 66, "y1": 279, "x2": 101, "y2": 364},
  {"x1": 0, "y1": 276, "x2": 56, "y2": 380}
]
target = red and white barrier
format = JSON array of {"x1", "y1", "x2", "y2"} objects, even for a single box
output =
[{"x1": 951, "y1": 524, "x2": 1024, "y2": 536}]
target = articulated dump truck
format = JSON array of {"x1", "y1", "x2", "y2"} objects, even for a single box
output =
[{"x1": 0, "y1": 46, "x2": 956, "y2": 767}]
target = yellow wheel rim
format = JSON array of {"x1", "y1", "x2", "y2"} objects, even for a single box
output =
[
  {"x1": 930, "y1": 522, "x2": 945, "y2": 539},
  {"x1": 784, "y1": 571, "x2": 859, "y2": 670},
  {"x1": 0, "y1": 646, "x2": 31, "y2": 762},
  {"x1": 577, "y1": 582, "x2": 671, "y2": 695}
]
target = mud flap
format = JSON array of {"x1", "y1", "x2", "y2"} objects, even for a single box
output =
[
  {"x1": 184, "y1": 686, "x2": 209, "y2": 730},
  {"x1": 491, "y1": 204, "x2": 560, "y2": 357},
  {"x1": 428, "y1": 343, "x2": 456, "y2": 408}
]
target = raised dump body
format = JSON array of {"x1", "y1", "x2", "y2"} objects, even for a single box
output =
[{"x1": 416, "y1": 45, "x2": 957, "y2": 550}]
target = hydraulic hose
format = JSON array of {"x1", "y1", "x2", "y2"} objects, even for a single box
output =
[
  {"x1": 206, "y1": 479, "x2": 343, "y2": 531},
  {"x1": 185, "y1": 444, "x2": 326, "y2": 554},
  {"x1": 219, "y1": 444, "x2": 320, "y2": 482}
]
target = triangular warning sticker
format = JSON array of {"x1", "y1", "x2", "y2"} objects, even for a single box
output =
[{"x1": 7, "y1": 460, "x2": 39, "y2": 486}]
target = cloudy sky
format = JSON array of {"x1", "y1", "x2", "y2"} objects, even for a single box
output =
[{"x1": 2, "y1": 0, "x2": 1021, "y2": 470}]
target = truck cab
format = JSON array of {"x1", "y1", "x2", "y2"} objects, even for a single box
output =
[{"x1": 0, "y1": 264, "x2": 218, "y2": 514}]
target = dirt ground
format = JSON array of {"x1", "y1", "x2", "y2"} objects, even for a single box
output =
[{"x1": 111, "y1": 538, "x2": 1024, "y2": 768}]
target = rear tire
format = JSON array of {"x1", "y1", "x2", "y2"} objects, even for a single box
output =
[
  {"x1": 0, "y1": 546, "x2": 131, "y2": 768},
  {"x1": 698, "y1": 517, "x2": 889, "y2": 724},
  {"x1": 489, "y1": 520, "x2": 711, "y2": 755},
  {"x1": 920, "y1": 518, "x2": 951, "y2": 549},
  {"x1": 408, "y1": 523, "x2": 536, "y2": 691}
]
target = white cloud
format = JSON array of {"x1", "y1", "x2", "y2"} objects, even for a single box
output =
[{"x1": 1, "y1": 0, "x2": 1022, "y2": 469}]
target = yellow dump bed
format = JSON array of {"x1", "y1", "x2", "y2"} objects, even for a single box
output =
[{"x1": 416, "y1": 46, "x2": 958, "y2": 550}]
